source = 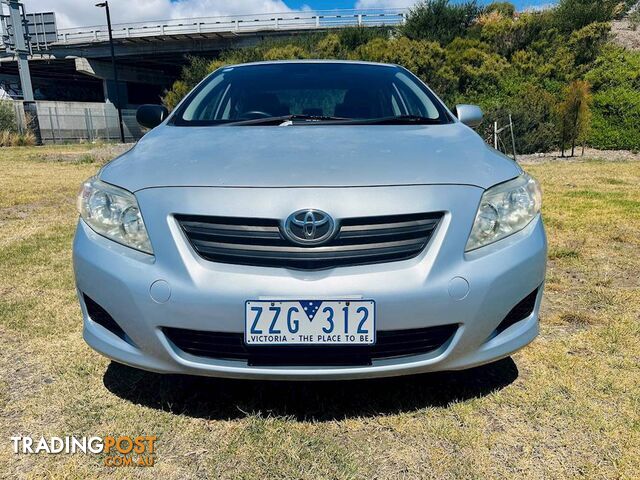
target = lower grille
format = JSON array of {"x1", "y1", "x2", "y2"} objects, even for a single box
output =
[
  {"x1": 163, "y1": 325, "x2": 458, "y2": 366},
  {"x1": 176, "y1": 212, "x2": 442, "y2": 270}
]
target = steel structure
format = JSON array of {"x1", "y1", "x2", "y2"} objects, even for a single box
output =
[{"x1": 53, "y1": 9, "x2": 407, "y2": 46}]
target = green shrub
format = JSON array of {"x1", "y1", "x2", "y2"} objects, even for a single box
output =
[
  {"x1": 401, "y1": 0, "x2": 483, "y2": 44},
  {"x1": 479, "y1": 83, "x2": 559, "y2": 154},
  {"x1": 589, "y1": 86, "x2": 640, "y2": 150},
  {"x1": 181, "y1": 56, "x2": 212, "y2": 88},
  {"x1": 445, "y1": 38, "x2": 509, "y2": 96},
  {"x1": 586, "y1": 45, "x2": 640, "y2": 90},
  {"x1": 0, "y1": 101, "x2": 18, "y2": 133},
  {"x1": 336, "y1": 27, "x2": 391, "y2": 51},
  {"x1": 263, "y1": 45, "x2": 309, "y2": 61},
  {"x1": 554, "y1": 0, "x2": 620, "y2": 33},
  {"x1": 315, "y1": 33, "x2": 341, "y2": 58},
  {"x1": 568, "y1": 22, "x2": 611, "y2": 68}
]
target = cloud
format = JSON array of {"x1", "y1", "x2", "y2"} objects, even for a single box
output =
[{"x1": 21, "y1": 0, "x2": 296, "y2": 29}]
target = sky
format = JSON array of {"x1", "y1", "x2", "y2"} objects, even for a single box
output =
[{"x1": 20, "y1": 0, "x2": 558, "y2": 29}]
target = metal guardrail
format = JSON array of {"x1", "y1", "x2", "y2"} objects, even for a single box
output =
[{"x1": 54, "y1": 9, "x2": 407, "y2": 45}]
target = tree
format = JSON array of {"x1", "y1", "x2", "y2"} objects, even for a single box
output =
[
  {"x1": 486, "y1": 2, "x2": 515, "y2": 18},
  {"x1": 558, "y1": 80, "x2": 592, "y2": 157},
  {"x1": 476, "y1": 9, "x2": 554, "y2": 59},
  {"x1": 568, "y1": 22, "x2": 611, "y2": 68},
  {"x1": 554, "y1": 0, "x2": 620, "y2": 33},
  {"x1": 401, "y1": 0, "x2": 483, "y2": 44}
]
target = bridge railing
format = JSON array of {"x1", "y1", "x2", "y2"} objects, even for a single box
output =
[{"x1": 55, "y1": 9, "x2": 407, "y2": 45}]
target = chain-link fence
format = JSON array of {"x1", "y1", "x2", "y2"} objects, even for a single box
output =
[{"x1": 13, "y1": 101, "x2": 144, "y2": 144}]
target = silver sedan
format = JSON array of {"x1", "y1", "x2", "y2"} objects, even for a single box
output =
[{"x1": 73, "y1": 61, "x2": 546, "y2": 380}]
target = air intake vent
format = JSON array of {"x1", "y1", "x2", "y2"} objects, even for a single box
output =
[
  {"x1": 163, "y1": 324, "x2": 458, "y2": 366},
  {"x1": 83, "y1": 294, "x2": 127, "y2": 340},
  {"x1": 175, "y1": 212, "x2": 442, "y2": 270},
  {"x1": 495, "y1": 288, "x2": 539, "y2": 334}
]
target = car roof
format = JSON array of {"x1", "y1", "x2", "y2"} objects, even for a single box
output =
[{"x1": 225, "y1": 59, "x2": 400, "y2": 69}]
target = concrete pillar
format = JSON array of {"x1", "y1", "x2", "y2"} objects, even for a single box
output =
[{"x1": 102, "y1": 79, "x2": 128, "y2": 108}]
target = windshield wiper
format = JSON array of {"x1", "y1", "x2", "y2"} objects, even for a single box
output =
[
  {"x1": 224, "y1": 114, "x2": 349, "y2": 126},
  {"x1": 223, "y1": 114, "x2": 442, "y2": 126},
  {"x1": 341, "y1": 115, "x2": 443, "y2": 125}
]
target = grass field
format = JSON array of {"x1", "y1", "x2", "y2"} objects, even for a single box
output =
[{"x1": 0, "y1": 145, "x2": 638, "y2": 479}]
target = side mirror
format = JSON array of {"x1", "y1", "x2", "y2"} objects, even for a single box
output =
[
  {"x1": 136, "y1": 104, "x2": 169, "y2": 129},
  {"x1": 455, "y1": 104, "x2": 483, "y2": 128}
]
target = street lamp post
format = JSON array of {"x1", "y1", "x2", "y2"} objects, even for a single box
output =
[{"x1": 96, "y1": 1, "x2": 125, "y2": 143}]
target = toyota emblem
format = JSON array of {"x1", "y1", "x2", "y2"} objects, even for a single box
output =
[{"x1": 283, "y1": 209, "x2": 336, "y2": 246}]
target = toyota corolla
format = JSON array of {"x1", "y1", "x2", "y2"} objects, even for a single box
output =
[{"x1": 73, "y1": 61, "x2": 546, "y2": 380}]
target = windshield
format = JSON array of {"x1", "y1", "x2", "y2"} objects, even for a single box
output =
[{"x1": 171, "y1": 62, "x2": 453, "y2": 126}]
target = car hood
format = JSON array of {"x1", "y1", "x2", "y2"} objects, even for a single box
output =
[{"x1": 100, "y1": 123, "x2": 521, "y2": 191}]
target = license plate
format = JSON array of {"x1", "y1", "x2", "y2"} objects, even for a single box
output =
[{"x1": 245, "y1": 300, "x2": 375, "y2": 345}]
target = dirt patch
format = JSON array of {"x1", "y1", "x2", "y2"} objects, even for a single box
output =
[
  {"x1": 519, "y1": 148, "x2": 640, "y2": 165},
  {"x1": 34, "y1": 143, "x2": 135, "y2": 165},
  {"x1": 612, "y1": 19, "x2": 640, "y2": 51}
]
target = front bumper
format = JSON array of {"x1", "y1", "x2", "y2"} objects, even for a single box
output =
[{"x1": 73, "y1": 185, "x2": 547, "y2": 380}]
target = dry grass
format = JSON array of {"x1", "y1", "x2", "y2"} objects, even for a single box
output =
[
  {"x1": 0, "y1": 131, "x2": 36, "y2": 148},
  {"x1": 0, "y1": 146, "x2": 639, "y2": 479}
]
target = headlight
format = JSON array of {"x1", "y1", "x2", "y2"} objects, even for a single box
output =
[
  {"x1": 466, "y1": 173, "x2": 542, "y2": 251},
  {"x1": 77, "y1": 177, "x2": 153, "y2": 254}
]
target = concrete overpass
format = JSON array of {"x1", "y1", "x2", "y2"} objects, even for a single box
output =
[{"x1": 0, "y1": 9, "x2": 406, "y2": 107}]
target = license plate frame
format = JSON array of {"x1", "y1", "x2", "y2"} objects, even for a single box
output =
[{"x1": 245, "y1": 299, "x2": 376, "y2": 346}]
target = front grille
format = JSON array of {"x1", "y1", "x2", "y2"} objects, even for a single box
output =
[
  {"x1": 175, "y1": 212, "x2": 442, "y2": 269},
  {"x1": 163, "y1": 325, "x2": 458, "y2": 366}
]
